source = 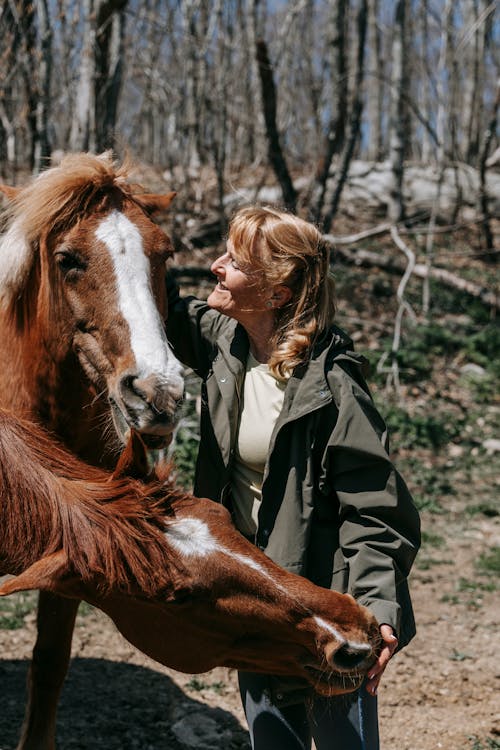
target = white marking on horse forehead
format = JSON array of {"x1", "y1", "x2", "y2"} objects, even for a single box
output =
[
  {"x1": 166, "y1": 517, "x2": 276, "y2": 577},
  {"x1": 0, "y1": 220, "x2": 32, "y2": 304},
  {"x1": 95, "y1": 211, "x2": 183, "y2": 382},
  {"x1": 166, "y1": 517, "x2": 220, "y2": 557},
  {"x1": 165, "y1": 518, "x2": 297, "y2": 596}
]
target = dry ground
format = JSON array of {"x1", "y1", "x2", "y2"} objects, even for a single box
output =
[{"x1": 0, "y1": 502, "x2": 498, "y2": 750}]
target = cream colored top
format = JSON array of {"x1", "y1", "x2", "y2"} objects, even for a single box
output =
[{"x1": 231, "y1": 352, "x2": 287, "y2": 536}]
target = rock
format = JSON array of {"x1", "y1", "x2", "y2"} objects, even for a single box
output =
[
  {"x1": 460, "y1": 363, "x2": 487, "y2": 377},
  {"x1": 171, "y1": 712, "x2": 233, "y2": 749},
  {"x1": 483, "y1": 439, "x2": 500, "y2": 454}
]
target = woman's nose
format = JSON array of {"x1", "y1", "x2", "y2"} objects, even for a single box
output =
[{"x1": 211, "y1": 253, "x2": 227, "y2": 275}]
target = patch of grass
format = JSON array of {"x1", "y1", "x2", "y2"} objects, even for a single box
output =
[
  {"x1": 382, "y1": 404, "x2": 462, "y2": 450},
  {"x1": 421, "y1": 530, "x2": 445, "y2": 548},
  {"x1": 170, "y1": 373, "x2": 201, "y2": 490},
  {"x1": 440, "y1": 593, "x2": 460, "y2": 605},
  {"x1": 457, "y1": 577, "x2": 496, "y2": 593},
  {"x1": 172, "y1": 425, "x2": 199, "y2": 490},
  {"x1": 399, "y1": 458, "x2": 456, "y2": 513},
  {"x1": 476, "y1": 547, "x2": 500, "y2": 577},
  {"x1": 463, "y1": 324, "x2": 500, "y2": 377},
  {"x1": 467, "y1": 736, "x2": 500, "y2": 750},
  {"x1": 0, "y1": 591, "x2": 38, "y2": 630},
  {"x1": 449, "y1": 649, "x2": 473, "y2": 661},
  {"x1": 416, "y1": 557, "x2": 453, "y2": 571},
  {"x1": 465, "y1": 503, "x2": 499, "y2": 518},
  {"x1": 186, "y1": 677, "x2": 226, "y2": 694},
  {"x1": 459, "y1": 371, "x2": 498, "y2": 404}
]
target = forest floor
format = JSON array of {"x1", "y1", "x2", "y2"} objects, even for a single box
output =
[{"x1": 0, "y1": 197, "x2": 499, "y2": 750}]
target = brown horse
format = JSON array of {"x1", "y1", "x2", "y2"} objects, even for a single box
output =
[
  {"x1": 0, "y1": 153, "x2": 185, "y2": 749},
  {"x1": 0, "y1": 409, "x2": 380, "y2": 746}
]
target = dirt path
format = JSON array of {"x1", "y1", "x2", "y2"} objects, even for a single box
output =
[{"x1": 0, "y1": 508, "x2": 498, "y2": 750}]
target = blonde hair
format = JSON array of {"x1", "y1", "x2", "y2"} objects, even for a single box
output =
[{"x1": 229, "y1": 206, "x2": 336, "y2": 378}]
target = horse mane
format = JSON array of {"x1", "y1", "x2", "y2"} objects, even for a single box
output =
[
  {"x1": 0, "y1": 152, "x2": 138, "y2": 307},
  {"x1": 0, "y1": 409, "x2": 187, "y2": 596}
]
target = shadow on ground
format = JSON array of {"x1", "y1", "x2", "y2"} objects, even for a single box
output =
[{"x1": 0, "y1": 657, "x2": 250, "y2": 750}]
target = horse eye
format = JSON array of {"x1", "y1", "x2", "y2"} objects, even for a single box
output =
[{"x1": 55, "y1": 250, "x2": 87, "y2": 277}]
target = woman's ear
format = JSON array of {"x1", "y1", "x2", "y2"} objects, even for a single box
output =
[{"x1": 271, "y1": 285, "x2": 293, "y2": 308}]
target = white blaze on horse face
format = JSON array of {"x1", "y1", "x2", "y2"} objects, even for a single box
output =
[
  {"x1": 313, "y1": 616, "x2": 372, "y2": 652},
  {"x1": 95, "y1": 211, "x2": 183, "y2": 387}
]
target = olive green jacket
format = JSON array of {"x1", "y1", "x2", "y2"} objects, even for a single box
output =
[{"x1": 167, "y1": 291, "x2": 420, "y2": 649}]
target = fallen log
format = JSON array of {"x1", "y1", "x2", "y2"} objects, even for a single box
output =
[{"x1": 326, "y1": 241, "x2": 499, "y2": 311}]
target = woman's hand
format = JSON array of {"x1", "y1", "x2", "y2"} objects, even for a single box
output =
[{"x1": 366, "y1": 624, "x2": 398, "y2": 696}]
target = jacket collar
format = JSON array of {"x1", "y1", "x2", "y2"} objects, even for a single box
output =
[
  {"x1": 279, "y1": 325, "x2": 358, "y2": 421},
  {"x1": 214, "y1": 321, "x2": 363, "y2": 422}
]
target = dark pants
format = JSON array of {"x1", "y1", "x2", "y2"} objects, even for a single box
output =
[{"x1": 238, "y1": 672, "x2": 379, "y2": 750}]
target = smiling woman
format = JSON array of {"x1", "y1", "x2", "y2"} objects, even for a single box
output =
[{"x1": 166, "y1": 205, "x2": 420, "y2": 750}]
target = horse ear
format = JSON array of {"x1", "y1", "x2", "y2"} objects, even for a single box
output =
[
  {"x1": 112, "y1": 429, "x2": 150, "y2": 481},
  {"x1": 134, "y1": 191, "x2": 176, "y2": 215},
  {"x1": 0, "y1": 551, "x2": 70, "y2": 597},
  {"x1": 0, "y1": 184, "x2": 21, "y2": 202}
]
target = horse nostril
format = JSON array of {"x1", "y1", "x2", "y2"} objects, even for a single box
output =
[
  {"x1": 119, "y1": 373, "x2": 183, "y2": 416},
  {"x1": 333, "y1": 642, "x2": 372, "y2": 671}
]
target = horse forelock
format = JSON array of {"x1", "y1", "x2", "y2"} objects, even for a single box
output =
[{"x1": 0, "y1": 152, "x2": 137, "y2": 306}]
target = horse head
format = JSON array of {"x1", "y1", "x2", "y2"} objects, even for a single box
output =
[{"x1": 0, "y1": 152, "x2": 184, "y2": 451}]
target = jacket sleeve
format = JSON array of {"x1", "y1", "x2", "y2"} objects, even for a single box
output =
[
  {"x1": 165, "y1": 273, "x2": 235, "y2": 378},
  {"x1": 326, "y1": 364, "x2": 421, "y2": 640}
]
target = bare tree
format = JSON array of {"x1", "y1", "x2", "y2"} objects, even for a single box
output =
[
  {"x1": 70, "y1": 0, "x2": 127, "y2": 153},
  {"x1": 387, "y1": 0, "x2": 409, "y2": 222},
  {"x1": 310, "y1": 0, "x2": 349, "y2": 222},
  {"x1": 477, "y1": 77, "x2": 499, "y2": 261},
  {"x1": 33, "y1": 0, "x2": 52, "y2": 172},
  {"x1": 366, "y1": 0, "x2": 383, "y2": 161},
  {"x1": 321, "y1": 0, "x2": 368, "y2": 233},
  {"x1": 255, "y1": 36, "x2": 297, "y2": 211}
]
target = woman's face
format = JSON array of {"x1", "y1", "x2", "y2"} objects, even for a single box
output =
[{"x1": 207, "y1": 239, "x2": 273, "y2": 323}]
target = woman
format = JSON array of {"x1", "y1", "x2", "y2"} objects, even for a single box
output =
[{"x1": 166, "y1": 206, "x2": 420, "y2": 750}]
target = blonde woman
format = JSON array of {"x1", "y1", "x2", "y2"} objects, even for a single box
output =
[{"x1": 166, "y1": 206, "x2": 420, "y2": 749}]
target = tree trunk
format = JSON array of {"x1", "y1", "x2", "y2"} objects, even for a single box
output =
[
  {"x1": 321, "y1": 0, "x2": 367, "y2": 233},
  {"x1": 70, "y1": 0, "x2": 97, "y2": 152},
  {"x1": 70, "y1": 0, "x2": 127, "y2": 153},
  {"x1": 387, "y1": 0, "x2": 409, "y2": 222},
  {"x1": 477, "y1": 78, "x2": 499, "y2": 262},
  {"x1": 366, "y1": 0, "x2": 383, "y2": 161},
  {"x1": 310, "y1": 0, "x2": 348, "y2": 222},
  {"x1": 33, "y1": 0, "x2": 52, "y2": 172},
  {"x1": 255, "y1": 38, "x2": 297, "y2": 212},
  {"x1": 95, "y1": 0, "x2": 127, "y2": 151}
]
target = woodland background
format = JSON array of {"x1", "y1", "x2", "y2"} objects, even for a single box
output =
[{"x1": 0, "y1": 2, "x2": 499, "y2": 749}]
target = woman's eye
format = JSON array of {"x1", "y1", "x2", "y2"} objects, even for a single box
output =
[{"x1": 230, "y1": 258, "x2": 240, "y2": 269}]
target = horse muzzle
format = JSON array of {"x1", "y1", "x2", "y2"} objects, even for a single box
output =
[
  {"x1": 110, "y1": 370, "x2": 184, "y2": 447},
  {"x1": 302, "y1": 639, "x2": 377, "y2": 696}
]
